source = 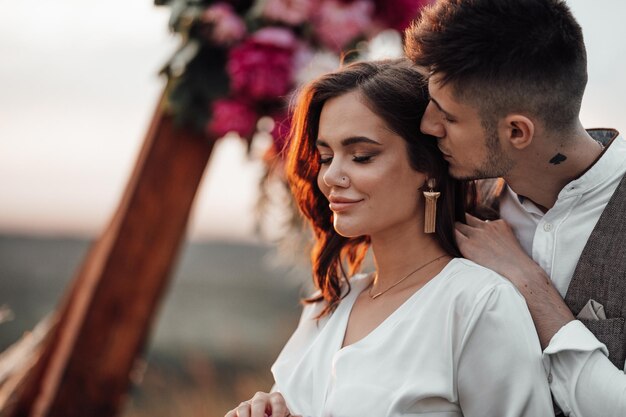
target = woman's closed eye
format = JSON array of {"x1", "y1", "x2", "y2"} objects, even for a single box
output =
[
  {"x1": 352, "y1": 154, "x2": 375, "y2": 163},
  {"x1": 319, "y1": 155, "x2": 333, "y2": 165},
  {"x1": 319, "y1": 152, "x2": 378, "y2": 165}
]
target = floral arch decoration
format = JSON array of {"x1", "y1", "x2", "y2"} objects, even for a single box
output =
[{"x1": 158, "y1": 0, "x2": 433, "y2": 152}]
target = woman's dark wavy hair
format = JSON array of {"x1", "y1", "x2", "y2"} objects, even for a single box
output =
[{"x1": 286, "y1": 59, "x2": 475, "y2": 318}]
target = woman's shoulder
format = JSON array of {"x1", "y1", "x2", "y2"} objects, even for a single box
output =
[
  {"x1": 302, "y1": 272, "x2": 373, "y2": 316},
  {"x1": 434, "y1": 259, "x2": 530, "y2": 332},
  {"x1": 443, "y1": 257, "x2": 509, "y2": 282},
  {"x1": 438, "y1": 258, "x2": 523, "y2": 302},
  {"x1": 275, "y1": 273, "x2": 373, "y2": 361},
  {"x1": 348, "y1": 271, "x2": 374, "y2": 287}
]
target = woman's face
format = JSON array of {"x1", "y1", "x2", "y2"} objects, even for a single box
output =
[{"x1": 316, "y1": 91, "x2": 428, "y2": 239}]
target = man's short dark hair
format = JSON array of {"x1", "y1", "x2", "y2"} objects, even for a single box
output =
[{"x1": 405, "y1": 0, "x2": 587, "y2": 134}]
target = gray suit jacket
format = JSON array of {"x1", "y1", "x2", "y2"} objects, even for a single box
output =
[{"x1": 564, "y1": 129, "x2": 626, "y2": 369}]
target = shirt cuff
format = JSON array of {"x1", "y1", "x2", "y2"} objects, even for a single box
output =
[
  {"x1": 543, "y1": 320, "x2": 609, "y2": 356},
  {"x1": 541, "y1": 321, "x2": 610, "y2": 415}
]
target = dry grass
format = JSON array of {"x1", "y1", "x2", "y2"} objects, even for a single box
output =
[{"x1": 123, "y1": 351, "x2": 275, "y2": 417}]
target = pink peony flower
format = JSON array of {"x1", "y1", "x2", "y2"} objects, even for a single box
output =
[
  {"x1": 294, "y1": 49, "x2": 341, "y2": 85},
  {"x1": 262, "y1": 0, "x2": 313, "y2": 26},
  {"x1": 251, "y1": 26, "x2": 299, "y2": 49},
  {"x1": 207, "y1": 98, "x2": 258, "y2": 139},
  {"x1": 201, "y1": 2, "x2": 247, "y2": 46},
  {"x1": 312, "y1": 0, "x2": 375, "y2": 51},
  {"x1": 373, "y1": 0, "x2": 432, "y2": 32},
  {"x1": 292, "y1": 42, "x2": 316, "y2": 77},
  {"x1": 227, "y1": 27, "x2": 298, "y2": 101}
]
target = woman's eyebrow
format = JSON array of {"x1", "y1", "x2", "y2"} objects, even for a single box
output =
[{"x1": 316, "y1": 136, "x2": 383, "y2": 147}]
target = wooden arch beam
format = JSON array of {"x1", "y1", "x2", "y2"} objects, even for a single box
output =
[{"x1": 2, "y1": 94, "x2": 215, "y2": 417}]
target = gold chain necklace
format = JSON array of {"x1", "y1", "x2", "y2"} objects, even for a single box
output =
[{"x1": 368, "y1": 254, "x2": 449, "y2": 299}]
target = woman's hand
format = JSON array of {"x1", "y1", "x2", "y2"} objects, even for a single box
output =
[{"x1": 224, "y1": 391, "x2": 299, "y2": 417}]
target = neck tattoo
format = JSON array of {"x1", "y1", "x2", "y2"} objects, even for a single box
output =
[
  {"x1": 369, "y1": 254, "x2": 449, "y2": 299},
  {"x1": 549, "y1": 153, "x2": 567, "y2": 165}
]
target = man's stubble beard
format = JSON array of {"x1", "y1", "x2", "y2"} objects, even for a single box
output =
[{"x1": 452, "y1": 125, "x2": 514, "y2": 181}]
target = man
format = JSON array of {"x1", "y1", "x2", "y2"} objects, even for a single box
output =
[{"x1": 405, "y1": 0, "x2": 626, "y2": 416}]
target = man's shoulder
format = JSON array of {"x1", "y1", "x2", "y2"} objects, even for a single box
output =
[{"x1": 587, "y1": 128, "x2": 620, "y2": 146}]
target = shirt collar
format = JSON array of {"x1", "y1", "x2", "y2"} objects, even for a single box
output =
[
  {"x1": 507, "y1": 129, "x2": 624, "y2": 211},
  {"x1": 560, "y1": 129, "x2": 624, "y2": 198}
]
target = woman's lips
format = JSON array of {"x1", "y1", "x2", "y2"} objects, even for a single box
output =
[{"x1": 328, "y1": 197, "x2": 363, "y2": 212}]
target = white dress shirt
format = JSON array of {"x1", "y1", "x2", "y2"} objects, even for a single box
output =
[
  {"x1": 500, "y1": 134, "x2": 626, "y2": 417},
  {"x1": 271, "y1": 259, "x2": 553, "y2": 417}
]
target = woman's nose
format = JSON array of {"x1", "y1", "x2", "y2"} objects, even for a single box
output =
[{"x1": 322, "y1": 159, "x2": 349, "y2": 188}]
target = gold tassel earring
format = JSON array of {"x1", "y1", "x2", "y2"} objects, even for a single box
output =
[{"x1": 423, "y1": 178, "x2": 440, "y2": 234}]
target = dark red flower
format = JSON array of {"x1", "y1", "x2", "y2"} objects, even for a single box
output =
[
  {"x1": 207, "y1": 98, "x2": 258, "y2": 139},
  {"x1": 373, "y1": 0, "x2": 432, "y2": 32},
  {"x1": 227, "y1": 27, "x2": 297, "y2": 101}
]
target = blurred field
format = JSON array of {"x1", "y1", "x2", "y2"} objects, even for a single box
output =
[
  {"x1": 122, "y1": 351, "x2": 275, "y2": 417},
  {"x1": 0, "y1": 233, "x2": 308, "y2": 416}
]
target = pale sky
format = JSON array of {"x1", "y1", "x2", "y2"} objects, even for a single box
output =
[{"x1": 1, "y1": 0, "x2": 625, "y2": 241}]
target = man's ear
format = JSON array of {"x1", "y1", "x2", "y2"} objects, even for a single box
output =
[{"x1": 501, "y1": 114, "x2": 534, "y2": 150}]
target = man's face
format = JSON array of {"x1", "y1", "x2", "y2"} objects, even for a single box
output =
[{"x1": 420, "y1": 74, "x2": 513, "y2": 180}]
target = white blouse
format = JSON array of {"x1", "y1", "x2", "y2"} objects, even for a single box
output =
[{"x1": 271, "y1": 258, "x2": 553, "y2": 417}]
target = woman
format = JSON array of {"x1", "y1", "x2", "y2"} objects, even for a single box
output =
[{"x1": 225, "y1": 59, "x2": 553, "y2": 417}]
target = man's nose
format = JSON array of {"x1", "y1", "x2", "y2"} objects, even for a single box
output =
[{"x1": 420, "y1": 101, "x2": 445, "y2": 138}]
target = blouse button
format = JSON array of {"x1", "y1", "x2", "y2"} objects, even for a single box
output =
[{"x1": 543, "y1": 223, "x2": 553, "y2": 232}]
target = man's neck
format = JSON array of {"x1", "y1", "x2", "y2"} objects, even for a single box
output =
[{"x1": 504, "y1": 127, "x2": 604, "y2": 210}]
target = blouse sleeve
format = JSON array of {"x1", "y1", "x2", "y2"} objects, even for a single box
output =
[
  {"x1": 456, "y1": 282, "x2": 554, "y2": 417},
  {"x1": 270, "y1": 300, "x2": 329, "y2": 417}
]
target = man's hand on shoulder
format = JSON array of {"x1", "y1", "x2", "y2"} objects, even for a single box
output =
[{"x1": 456, "y1": 213, "x2": 575, "y2": 348}]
